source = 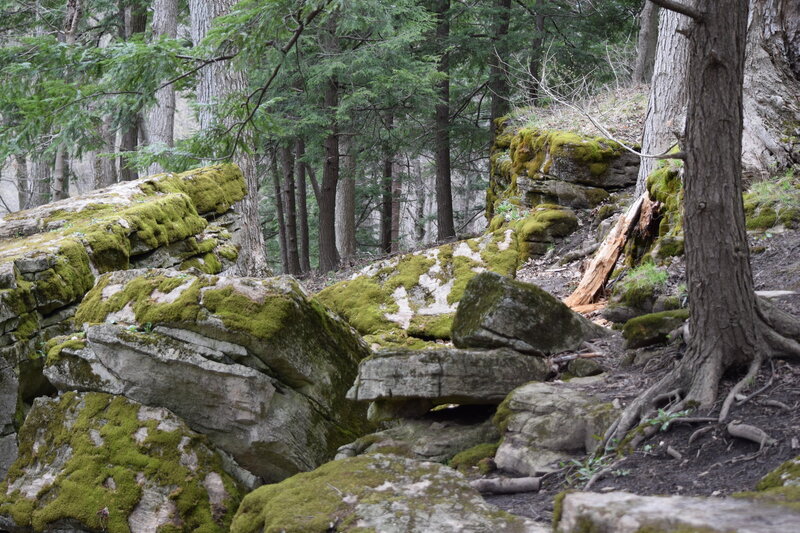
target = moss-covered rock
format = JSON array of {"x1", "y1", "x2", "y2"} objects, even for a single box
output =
[
  {"x1": 452, "y1": 272, "x2": 608, "y2": 355},
  {"x1": 317, "y1": 230, "x2": 519, "y2": 349},
  {"x1": 230, "y1": 454, "x2": 536, "y2": 533},
  {"x1": 733, "y1": 455, "x2": 800, "y2": 512},
  {"x1": 0, "y1": 392, "x2": 243, "y2": 533},
  {"x1": 622, "y1": 309, "x2": 689, "y2": 349},
  {"x1": 743, "y1": 172, "x2": 800, "y2": 231}
]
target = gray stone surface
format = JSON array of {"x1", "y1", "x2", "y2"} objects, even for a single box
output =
[
  {"x1": 518, "y1": 177, "x2": 610, "y2": 208},
  {"x1": 452, "y1": 272, "x2": 608, "y2": 354},
  {"x1": 347, "y1": 347, "x2": 550, "y2": 408},
  {"x1": 0, "y1": 392, "x2": 243, "y2": 533},
  {"x1": 0, "y1": 362, "x2": 18, "y2": 479},
  {"x1": 495, "y1": 377, "x2": 616, "y2": 475},
  {"x1": 231, "y1": 453, "x2": 546, "y2": 533},
  {"x1": 555, "y1": 491, "x2": 800, "y2": 533}
]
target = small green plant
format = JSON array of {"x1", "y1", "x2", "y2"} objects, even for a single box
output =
[
  {"x1": 646, "y1": 408, "x2": 690, "y2": 431},
  {"x1": 562, "y1": 454, "x2": 613, "y2": 485},
  {"x1": 618, "y1": 263, "x2": 669, "y2": 293},
  {"x1": 496, "y1": 199, "x2": 525, "y2": 221}
]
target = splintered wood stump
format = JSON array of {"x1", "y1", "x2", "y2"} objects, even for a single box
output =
[{"x1": 564, "y1": 194, "x2": 645, "y2": 308}]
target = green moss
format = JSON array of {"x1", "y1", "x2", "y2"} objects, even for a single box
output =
[
  {"x1": 623, "y1": 309, "x2": 689, "y2": 349},
  {"x1": 44, "y1": 336, "x2": 88, "y2": 365},
  {"x1": 139, "y1": 164, "x2": 246, "y2": 215},
  {"x1": 202, "y1": 286, "x2": 293, "y2": 341},
  {"x1": 612, "y1": 263, "x2": 668, "y2": 309},
  {"x1": 448, "y1": 443, "x2": 499, "y2": 473},
  {"x1": 0, "y1": 392, "x2": 241, "y2": 532},
  {"x1": 756, "y1": 456, "x2": 800, "y2": 491},
  {"x1": 552, "y1": 490, "x2": 575, "y2": 528},
  {"x1": 216, "y1": 243, "x2": 239, "y2": 262},
  {"x1": 492, "y1": 397, "x2": 514, "y2": 433},
  {"x1": 735, "y1": 487, "x2": 800, "y2": 512},
  {"x1": 407, "y1": 313, "x2": 453, "y2": 340},
  {"x1": 317, "y1": 277, "x2": 397, "y2": 335},
  {"x1": 383, "y1": 254, "x2": 436, "y2": 291}
]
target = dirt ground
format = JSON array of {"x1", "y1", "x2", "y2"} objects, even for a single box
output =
[{"x1": 484, "y1": 227, "x2": 800, "y2": 526}]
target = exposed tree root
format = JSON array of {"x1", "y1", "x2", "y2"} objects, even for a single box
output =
[{"x1": 605, "y1": 297, "x2": 800, "y2": 451}]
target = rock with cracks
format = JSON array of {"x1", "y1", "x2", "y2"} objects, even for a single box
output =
[
  {"x1": 230, "y1": 453, "x2": 545, "y2": 533},
  {"x1": 554, "y1": 491, "x2": 800, "y2": 533},
  {"x1": 346, "y1": 347, "x2": 550, "y2": 422},
  {"x1": 494, "y1": 377, "x2": 617, "y2": 476},
  {"x1": 452, "y1": 272, "x2": 607, "y2": 354},
  {"x1": 46, "y1": 268, "x2": 372, "y2": 483},
  {"x1": 0, "y1": 392, "x2": 243, "y2": 533}
]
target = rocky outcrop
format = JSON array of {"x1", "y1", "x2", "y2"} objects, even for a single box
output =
[
  {"x1": 736, "y1": 454, "x2": 800, "y2": 509},
  {"x1": 0, "y1": 392, "x2": 244, "y2": 533},
  {"x1": 347, "y1": 347, "x2": 550, "y2": 422},
  {"x1": 493, "y1": 377, "x2": 616, "y2": 476},
  {"x1": 230, "y1": 453, "x2": 544, "y2": 533},
  {"x1": 452, "y1": 272, "x2": 607, "y2": 355},
  {"x1": 555, "y1": 491, "x2": 800, "y2": 533},
  {"x1": 0, "y1": 363, "x2": 17, "y2": 479},
  {"x1": 0, "y1": 165, "x2": 246, "y2": 473},
  {"x1": 317, "y1": 230, "x2": 519, "y2": 349},
  {"x1": 45, "y1": 269, "x2": 372, "y2": 483},
  {"x1": 336, "y1": 407, "x2": 499, "y2": 464},
  {"x1": 622, "y1": 309, "x2": 688, "y2": 349}
]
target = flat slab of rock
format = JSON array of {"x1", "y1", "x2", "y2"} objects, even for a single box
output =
[
  {"x1": 0, "y1": 392, "x2": 243, "y2": 533},
  {"x1": 347, "y1": 347, "x2": 549, "y2": 421},
  {"x1": 452, "y1": 272, "x2": 607, "y2": 354},
  {"x1": 494, "y1": 377, "x2": 616, "y2": 475},
  {"x1": 230, "y1": 453, "x2": 545, "y2": 533},
  {"x1": 555, "y1": 491, "x2": 800, "y2": 533}
]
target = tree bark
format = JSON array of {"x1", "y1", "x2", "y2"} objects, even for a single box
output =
[
  {"x1": 281, "y1": 144, "x2": 301, "y2": 275},
  {"x1": 146, "y1": 0, "x2": 178, "y2": 175},
  {"x1": 295, "y1": 138, "x2": 311, "y2": 273},
  {"x1": 633, "y1": 2, "x2": 659, "y2": 84},
  {"x1": 271, "y1": 150, "x2": 288, "y2": 273},
  {"x1": 434, "y1": 0, "x2": 455, "y2": 242},
  {"x1": 741, "y1": 0, "x2": 800, "y2": 178},
  {"x1": 30, "y1": 158, "x2": 51, "y2": 208},
  {"x1": 380, "y1": 114, "x2": 394, "y2": 254},
  {"x1": 337, "y1": 133, "x2": 357, "y2": 265},
  {"x1": 390, "y1": 161, "x2": 402, "y2": 253},
  {"x1": 52, "y1": 149, "x2": 69, "y2": 200},
  {"x1": 488, "y1": 0, "x2": 512, "y2": 144},
  {"x1": 190, "y1": 0, "x2": 270, "y2": 276},
  {"x1": 14, "y1": 155, "x2": 29, "y2": 211},
  {"x1": 118, "y1": 1, "x2": 146, "y2": 182},
  {"x1": 528, "y1": 11, "x2": 546, "y2": 104},
  {"x1": 635, "y1": 2, "x2": 692, "y2": 195}
]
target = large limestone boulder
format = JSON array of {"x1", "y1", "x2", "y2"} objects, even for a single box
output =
[
  {"x1": 47, "y1": 269, "x2": 372, "y2": 482},
  {"x1": 347, "y1": 347, "x2": 550, "y2": 422},
  {"x1": 555, "y1": 491, "x2": 800, "y2": 533},
  {"x1": 452, "y1": 272, "x2": 608, "y2": 354},
  {"x1": 0, "y1": 392, "x2": 244, "y2": 533},
  {"x1": 494, "y1": 377, "x2": 617, "y2": 475},
  {"x1": 317, "y1": 230, "x2": 519, "y2": 349},
  {"x1": 230, "y1": 454, "x2": 544, "y2": 533},
  {"x1": 0, "y1": 362, "x2": 17, "y2": 479}
]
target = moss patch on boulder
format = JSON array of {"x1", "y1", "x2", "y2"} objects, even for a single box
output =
[{"x1": 622, "y1": 309, "x2": 689, "y2": 349}]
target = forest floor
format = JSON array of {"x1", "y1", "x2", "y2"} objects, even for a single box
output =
[{"x1": 483, "y1": 225, "x2": 800, "y2": 526}]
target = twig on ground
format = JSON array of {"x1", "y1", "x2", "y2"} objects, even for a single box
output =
[
  {"x1": 470, "y1": 477, "x2": 541, "y2": 494},
  {"x1": 666, "y1": 445, "x2": 682, "y2": 460},
  {"x1": 734, "y1": 360, "x2": 776, "y2": 407},
  {"x1": 762, "y1": 399, "x2": 791, "y2": 410},
  {"x1": 583, "y1": 457, "x2": 627, "y2": 490},
  {"x1": 726, "y1": 421, "x2": 776, "y2": 448},
  {"x1": 688, "y1": 425, "x2": 714, "y2": 445}
]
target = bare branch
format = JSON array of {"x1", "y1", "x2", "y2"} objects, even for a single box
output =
[{"x1": 648, "y1": 0, "x2": 704, "y2": 22}]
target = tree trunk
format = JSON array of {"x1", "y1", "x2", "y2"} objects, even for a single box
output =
[
  {"x1": 741, "y1": 0, "x2": 800, "y2": 178},
  {"x1": 528, "y1": 12, "x2": 546, "y2": 104},
  {"x1": 318, "y1": 14, "x2": 341, "y2": 273},
  {"x1": 271, "y1": 150, "x2": 288, "y2": 273},
  {"x1": 434, "y1": 0, "x2": 455, "y2": 242},
  {"x1": 635, "y1": 2, "x2": 692, "y2": 195},
  {"x1": 380, "y1": 114, "x2": 394, "y2": 254},
  {"x1": 632, "y1": 2, "x2": 659, "y2": 84},
  {"x1": 118, "y1": 1, "x2": 146, "y2": 182},
  {"x1": 99, "y1": 117, "x2": 118, "y2": 187},
  {"x1": 14, "y1": 155, "x2": 29, "y2": 211},
  {"x1": 337, "y1": 133, "x2": 357, "y2": 264},
  {"x1": 390, "y1": 162, "x2": 402, "y2": 253},
  {"x1": 295, "y1": 138, "x2": 311, "y2": 273},
  {"x1": 146, "y1": 0, "x2": 178, "y2": 175},
  {"x1": 488, "y1": 0, "x2": 512, "y2": 144},
  {"x1": 190, "y1": 0, "x2": 270, "y2": 276},
  {"x1": 281, "y1": 144, "x2": 301, "y2": 275},
  {"x1": 30, "y1": 158, "x2": 50, "y2": 208},
  {"x1": 52, "y1": 149, "x2": 69, "y2": 200}
]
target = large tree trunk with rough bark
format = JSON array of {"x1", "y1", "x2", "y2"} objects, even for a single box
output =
[
  {"x1": 528, "y1": 11, "x2": 546, "y2": 104},
  {"x1": 271, "y1": 150, "x2": 288, "y2": 273},
  {"x1": 30, "y1": 158, "x2": 50, "y2": 208},
  {"x1": 488, "y1": 0, "x2": 511, "y2": 144},
  {"x1": 146, "y1": 0, "x2": 178, "y2": 175},
  {"x1": 635, "y1": 3, "x2": 692, "y2": 195},
  {"x1": 434, "y1": 0, "x2": 455, "y2": 242},
  {"x1": 741, "y1": 0, "x2": 800, "y2": 178},
  {"x1": 118, "y1": 1, "x2": 146, "y2": 183},
  {"x1": 14, "y1": 155, "x2": 29, "y2": 211},
  {"x1": 295, "y1": 138, "x2": 311, "y2": 273},
  {"x1": 633, "y1": 2, "x2": 659, "y2": 84},
  {"x1": 281, "y1": 144, "x2": 301, "y2": 275},
  {"x1": 337, "y1": 133, "x2": 357, "y2": 265},
  {"x1": 190, "y1": 0, "x2": 269, "y2": 276}
]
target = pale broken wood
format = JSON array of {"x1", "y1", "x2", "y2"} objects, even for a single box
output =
[
  {"x1": 565, "y1": 194, "x2": 645, "y2": 308},
  {"x1": 470, "y1": 476, "x2": 541, "y2": 494}
]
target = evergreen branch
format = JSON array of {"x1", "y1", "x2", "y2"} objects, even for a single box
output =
[{"x1": 156, "y1": 53, "x2": 238, "y2": 91}]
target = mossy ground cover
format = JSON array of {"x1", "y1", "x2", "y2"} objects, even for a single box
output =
[
  {"x1": 0, "y1": 392, "x2": 242, "y2": 532},
  {"x1": 743, "y1": 169, "x2": 800, "y2": 231}
]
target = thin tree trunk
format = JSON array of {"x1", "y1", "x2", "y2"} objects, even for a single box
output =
[
  {"x1": 281, "y1": 144, "x2": 301, "y2": 275},
  {"x1": 52, "y1": 149, "x2": 69, "y2": 200},
  {"x1": 295, "y1": 138, "x2": 311, "y2": 273},
  {"x1": 337, "y1": 133, "x2": 357, "y2": 264},
  {"x1": 118, "y1": 1, "x2": 146, "y2": 182},
  {"x1": 190, "y1": 0, "x2": 270, "y2": 276},
  {"x1": 14, "y1": 155, "x2": 29, "y2": 211},
  {"x1": 99, "y1": 117, "x2": 118, "y2": 187},
  {"x1": 380, "y1": 114, "x2": 394, "y2": 254},
  {"x1": 434, "y1": 0, "x2": 455, "y2": 242},
  {"x1": 271, "y1": 150, "x2": 288, "y2": 273},
  {"x1": 390, "y1": 161, "x2": 402, "y2": 254},
  {"x1": 30, "y1": 158, "x2": 50, "y2": 208},
  {"x1": 635, "y1": 3, "x2": 693, "y2": 195},
  {"x1": 146, "y1": 0, "x2": 178, "y2": 175},
  {"x1": 528, "y1": 12, "x2": 546, "y2": 104},
  {"x1": 632, "y1": 2, "x2": 659, "y2": 84},
  {"x1": 318, "y1": 15, "x2": 340, "y2": 273},
  {"x1": 488, "y1": 0, "x2": 512, "y2": 145}
]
